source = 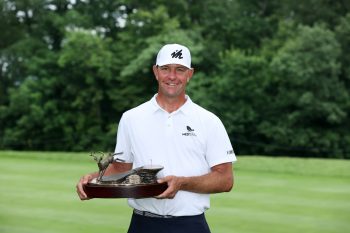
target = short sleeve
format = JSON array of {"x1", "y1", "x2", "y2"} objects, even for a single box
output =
[
  {"x1": 205, "y1": 117, "x2": 237, "y2": 167},
  {"x1": 114, "y1": 114, "x2": 133, "y2": 163}
]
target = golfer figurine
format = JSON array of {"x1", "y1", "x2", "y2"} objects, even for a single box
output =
[{"x1": 89, "y1": 152, "x2": 124, "y2": 181}]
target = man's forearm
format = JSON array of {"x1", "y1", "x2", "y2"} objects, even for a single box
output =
[
  {"x1": 179, "y1": 162, "x2": 233, "y2": 194},
  {"x1": 156, "y1": 162, "x2": 233, "y2": 199}
]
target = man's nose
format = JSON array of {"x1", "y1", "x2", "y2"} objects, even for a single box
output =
[{"x1": 168, "y1": 68, "x2": 177, "y2": 79}]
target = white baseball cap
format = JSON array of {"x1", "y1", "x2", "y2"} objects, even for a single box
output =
[{"x1": 156, "y1": 44, "x2": 191, "y2": 69}]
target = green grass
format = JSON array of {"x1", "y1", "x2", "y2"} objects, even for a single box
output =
[{"x1": 1, "y1": 151, "x2": 349, "y2": 233}]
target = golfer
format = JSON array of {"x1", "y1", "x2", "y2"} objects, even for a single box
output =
[{"x1": 77, "y1": 43, "x2": 237, "y2": 233}]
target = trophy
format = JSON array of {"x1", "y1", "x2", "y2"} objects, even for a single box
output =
[{"x1": 83, "y1": 152, "x2": 168, "y2": 198}]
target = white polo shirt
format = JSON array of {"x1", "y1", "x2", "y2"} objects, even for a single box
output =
[{"x1": 115, "y1": 94, "x2": 236, "y2": 216}]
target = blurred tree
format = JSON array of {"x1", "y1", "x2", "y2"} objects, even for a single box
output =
[
  {"x1": 278, "y1": 0, "x2": 350, "y2": 28},
  {"x1": 0, "y1": 0, "x2": 26, "y2": 105},
  {"x1": 263, "y1": 25, "x2": 349, "y2": 157},
  {"x1": 335, "y1": 13, "x2": 350, "y2": 86},
  {"x1": 0, "y1": 0, "x2": 349, "y2": 157},
  {"x1": 201, "y1": 50, "x2": 269, "y2": 155},
  {"x1": 57, "y1": 30, "x2": 116, "y2": 150},
  {"x1": 186, "y1": 0, "x2": 279, "y2": 74}
]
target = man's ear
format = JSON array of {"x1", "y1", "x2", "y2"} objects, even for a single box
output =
[
  {"x1": 187, "y1": 68, "x2": 194, "y2": 83},
  {"x1": 153, "y1": 65, "x2": 159, "y2": 80}
]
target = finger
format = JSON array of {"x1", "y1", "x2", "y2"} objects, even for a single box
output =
[
  {"x1": 81, "y1": 175, "x2": 91, "y2": 184},
  {"x1": 157, "y1": 178, "x2": 165, "y2": 184},
  {"x1": 76, "y1": 176, "x2": 90, "y2": 200},
  {"x1": 154, "y1": 195, "x2": 163, "y2": 199},
  {"x1": 154, "y1": 184, "x2": 175, "y2": 199},
  {"x1": 157, "y1": 176, "x2": 170, "y2": 183},
  {"x1": 154, "y1": 186, "x2": 169, "y2": 199},
  {"x1": 155, "y1": 192, "x2": 175, "y2": 199},
  {"x1": 157, "y1": 175, "x2": 175, "y2": 183},
  {"x1": 76, "y1": 183, "x2": 87, "y2": 200}
]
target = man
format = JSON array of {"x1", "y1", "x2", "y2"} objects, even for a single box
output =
[{"x1": 76, "y1": 43, "x2": 237, "y2": 233}]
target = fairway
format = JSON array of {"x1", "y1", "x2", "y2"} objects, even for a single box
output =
[{"x1": 0, "y1": 151, "x2": 349, "y2": 233}]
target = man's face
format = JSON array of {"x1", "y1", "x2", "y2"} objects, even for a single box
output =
[{"x1": 153, "y1": 64, "x2": 193, "y2": 98}]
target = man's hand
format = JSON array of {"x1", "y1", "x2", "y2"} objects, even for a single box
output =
[
  {"x1": 76, "y1": 174, "x2": 95, "y2": 200},
  {"x1": 76, "y1": 162, "x2": 133, "y2": 200},
  {"x1": 155, "y1": 176, "x2": 183, "y2": 199}
]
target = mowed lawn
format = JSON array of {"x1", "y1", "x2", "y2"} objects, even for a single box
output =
[{"x1": 0, "y1": 151, "x2": 349, "y2": 233}]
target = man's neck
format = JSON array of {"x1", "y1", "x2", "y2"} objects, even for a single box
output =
[{"x1": 156, "y1": 94, "x2": 187, "y2": 113}]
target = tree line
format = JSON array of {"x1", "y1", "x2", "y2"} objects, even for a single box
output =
[{"x1": 1, "y1": 0, "x2": 349, "y2": 158}]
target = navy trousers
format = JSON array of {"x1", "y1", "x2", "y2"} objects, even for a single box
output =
[{"x1": 127, "y1": 212, "x2": 211, "y2": 233}]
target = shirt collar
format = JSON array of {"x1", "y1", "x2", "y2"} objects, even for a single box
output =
[{"x1": 150, "y1": 94, "x2": 193, "y2": 115}]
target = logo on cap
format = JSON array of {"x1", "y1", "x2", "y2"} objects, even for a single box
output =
[{"x1": 171, "y1": 50, "x2": 183, "y2": 59}]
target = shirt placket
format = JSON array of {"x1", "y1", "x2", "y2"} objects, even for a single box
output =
[{"x1": 165, "y1": 114, "x2": 174, "y2": 137}]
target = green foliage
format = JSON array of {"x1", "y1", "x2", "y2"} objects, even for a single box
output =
[
  {"x1": 0, "y1": 0, "x2": 349, "y2": 158},
  {"x1": 264, "y1": 25, "x2": 349, "y2": 157},
  {"x1": 202, "y1": 50, "x2": 269, "y2": 154},
  {"x1": 335, "y1": 13, "x2": 350, "y2": 83}
]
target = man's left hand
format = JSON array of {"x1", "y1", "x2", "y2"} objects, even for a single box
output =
[{"x1": 155, "y1": 175, "x2": 183, "y2": 199}]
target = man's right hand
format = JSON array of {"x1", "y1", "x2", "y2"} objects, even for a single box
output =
[
  {"x1": 76, "y1": 174, "x2": 94, "y2": 200},
  {"x1": 76, "y1": 162, "x2": 132, "y2": 200}
]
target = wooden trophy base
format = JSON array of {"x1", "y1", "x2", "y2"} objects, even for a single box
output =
[{"x1": 83, "y1": 182, "x2": 168, "y2": 199}]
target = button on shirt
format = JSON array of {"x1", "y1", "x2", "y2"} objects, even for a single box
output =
[{"x1": 115, "y1": 94, "x2": 236, "y2": 216}]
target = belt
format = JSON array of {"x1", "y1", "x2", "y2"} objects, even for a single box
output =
[{"x1": 133, "y1": 209, "x2": 176, "y2": 218}]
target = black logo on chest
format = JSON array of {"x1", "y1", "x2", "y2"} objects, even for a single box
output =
[{"x1": 182, "y1": 125, "x2": 196, "y2": 136}]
